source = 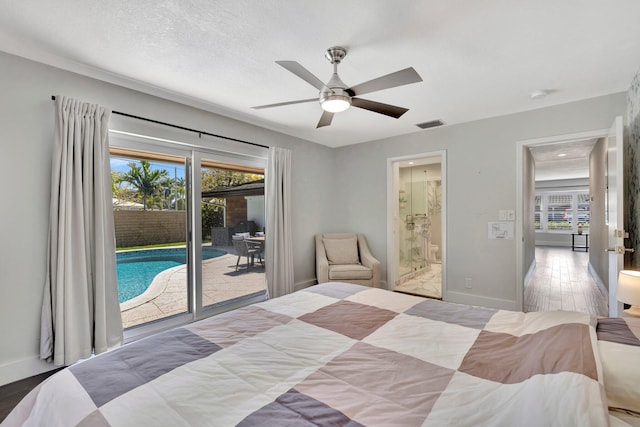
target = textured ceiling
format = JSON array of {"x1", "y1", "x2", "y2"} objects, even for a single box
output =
[
  {"x1": 1, "y1": 1, "x2": 640, "y2": 147},
  {"x1": 530, "y1": 138, "x2": 597, "y2": 181}
]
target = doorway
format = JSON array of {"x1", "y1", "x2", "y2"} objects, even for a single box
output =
[
  {"x1": 516, "y1": 118, "x2": 625, "y2": 315},
  {"x1": 110, "y1": 131, "x2": 267, "y2": 338},
  {"x1": 388, "y1": 152, "x2": 446, "y2": 299}
]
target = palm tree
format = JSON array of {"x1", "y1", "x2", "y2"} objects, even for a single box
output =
[
  {"x1": 121, "y1": 160, "x2": 169, "y2": 210},
  {"x1": 172, "y1": 177, "x2": 186, "y2": 210},
  {"x1": 158, "y1": 176, "x2": 186, "y2": 210}
]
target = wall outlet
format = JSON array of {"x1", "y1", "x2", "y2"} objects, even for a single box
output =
[{"x1": 464, "y1": 278, "x2": 472, "y2": 289}]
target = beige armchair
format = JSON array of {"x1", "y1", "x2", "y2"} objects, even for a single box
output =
[{"x1": 315, "y1": 233, "x2": 381, "y2": 287}]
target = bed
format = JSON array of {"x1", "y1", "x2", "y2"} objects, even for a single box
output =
[{"x1": 3, "y1": 282, "x2": 632, "y2": 426}]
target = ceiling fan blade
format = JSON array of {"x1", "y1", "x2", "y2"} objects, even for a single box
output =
[
  {"x1": 351, "y1": 98, "x2": 409, "y2": 118},
  {"x1": 276, "y1": 61, "x2": 327, "y2": 91},
  {"x1": 316, "y1": 111, "x2": 334, "y2": 128},
  {"x1": 348, "y1": 67, "x2": 423, "y2": 96},
  {"x1": 252, "y1": 98, "x2": 317, "y2": 109}
]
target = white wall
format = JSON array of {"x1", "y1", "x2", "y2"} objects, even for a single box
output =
[
  {"x1": 332, "y1": 92, "x2": 627, "y2": 310},
  {"x1": 536, "y1": 178, "x2": 589, "y2": 190},
  {"x1": 0, "y1": 51, "x2": 336, "y2": 385},
  {"x1": 535, "y1": 233, "x2": 573, "y2": 247},
  {"x1": 246, "y1": 196, "x2": 265, "y2": 230}
]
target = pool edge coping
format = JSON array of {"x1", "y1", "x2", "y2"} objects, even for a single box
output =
[{"x1": 119, "y1": 252, "x2": 238, "y2": 312}]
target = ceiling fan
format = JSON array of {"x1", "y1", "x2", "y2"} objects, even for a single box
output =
[{"x1": 252, "y1": 46, "x2": 423, "y2": 128}]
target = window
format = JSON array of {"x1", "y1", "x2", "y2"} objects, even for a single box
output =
[
  {"x1": 546, "y1": 194, "x2": 572, "y2": 230},
  {"x1": 535, "y1": 191, "x2": 590, "y2": 233},
  {"x1": 534, "y1": 195, "x2": 541, "y2": 230}
]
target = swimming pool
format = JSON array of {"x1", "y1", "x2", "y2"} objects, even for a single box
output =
[{"x1": 116, "y1": 247, "x2": 226, "y2": 303}]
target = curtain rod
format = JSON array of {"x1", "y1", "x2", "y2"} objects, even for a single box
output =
[{"x1": 50, "y1": 96, "x2": 269, "y2": 149}]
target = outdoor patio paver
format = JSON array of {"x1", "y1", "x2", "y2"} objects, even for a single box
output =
[{"x1": 120, "y1": 249, "x2": 266, "y2": 329}]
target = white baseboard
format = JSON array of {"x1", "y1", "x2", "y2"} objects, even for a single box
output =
[
  {"x1": 0, "y1": 355, "x2": 58, "y2": 387},
  {"x1": 446, "y1": 291, "x2": 518, "y2": 311}
]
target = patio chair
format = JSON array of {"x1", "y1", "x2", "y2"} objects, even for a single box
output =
[
  {"x1": 232, "y1": 235, "x2": 250, "y2": 271},
  {"x1": 232, "y1": 235, "x2": 262, "y2": 271},
  {"x1": 245, "y1": 239, "x2": 264, "y2": 266}
]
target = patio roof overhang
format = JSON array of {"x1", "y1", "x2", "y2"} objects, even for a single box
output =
[{"x1": 202, "y1": 179, "x2": 264, "y2": 198}]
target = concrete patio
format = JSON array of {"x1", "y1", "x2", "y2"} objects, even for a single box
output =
[{"x1": 120, "y1": 247, "x2": 266, "y2": 329}]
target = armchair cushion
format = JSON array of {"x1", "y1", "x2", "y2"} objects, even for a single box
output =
[
  {"x1": 329, "y1": 264, "x2": 372, "y2": 281},
  {"x1": 323, "y1": 236, "x2": 359, "y2": 265}
]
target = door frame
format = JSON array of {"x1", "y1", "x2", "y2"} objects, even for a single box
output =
[
  {"x1": 191, "y1": 150, "x2": 267, "y2": 318},
  {"x1": 386, "y1": 150, "x2": 447, "y2": 298},
  {"x1": 515, "y1": 127, "x2": 612, "y2": 311},
  {"x1": 607, "y1": 116, "x2": 626, "y2": 317}
]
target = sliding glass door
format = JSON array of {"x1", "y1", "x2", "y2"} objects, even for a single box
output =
[
  {"x1": 110, "y1": 132, "x2": 266, "y2": 336},
  {"x1": 193, "y1": 152, "x2": 266, "y2": 315}
]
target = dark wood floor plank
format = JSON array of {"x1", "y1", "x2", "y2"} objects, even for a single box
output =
[{"x1": 0, "y1": 368, "x2": 62, "y2": 422}]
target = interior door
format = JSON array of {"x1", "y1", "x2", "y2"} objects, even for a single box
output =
[{"x1": 607, "y1": 116, "x2": 627, "y2": 317}]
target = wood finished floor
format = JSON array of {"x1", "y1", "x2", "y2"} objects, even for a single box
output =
[{"x1": 525, "y1": 246, "x2": 608, "y2": 317}]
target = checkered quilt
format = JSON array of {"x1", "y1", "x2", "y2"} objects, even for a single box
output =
[{"x1": 5, "y1": 282, "x2": 608, "y2": 426}]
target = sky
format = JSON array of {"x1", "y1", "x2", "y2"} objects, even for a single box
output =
[{"x1": 110, "y1": 157, "x2": 185, "y2": 180}]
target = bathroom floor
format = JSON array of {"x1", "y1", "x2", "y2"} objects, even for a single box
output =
[{"x1": 394, "y1": 263, "x2": 442, "y2": 299}]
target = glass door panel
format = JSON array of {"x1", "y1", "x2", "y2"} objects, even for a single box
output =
[
  {"x1": 198, "y1": 157, "x2": 266, "y2": 312},
  {"x1": 110, "y1": 148, "x2": 189, "y2": 329},
  {"x1": 394, "y1": 156, "x2": 443, "y2": 299}
]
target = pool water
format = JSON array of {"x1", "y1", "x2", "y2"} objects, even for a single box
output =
[{"x1": 116, "y1": 247, "x2": 226, "y2": 303}]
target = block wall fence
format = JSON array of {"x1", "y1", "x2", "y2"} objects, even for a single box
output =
[{"x1": 114, "y1": 210, "x2": 186, "y2": 247}]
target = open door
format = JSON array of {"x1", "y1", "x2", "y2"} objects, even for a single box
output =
[
  {"x1": 606, "y1": 116, "x2": 630, "y2": 317},
  {"x1": 388, "y1": 152, "x2": 446, "y2": 299}
]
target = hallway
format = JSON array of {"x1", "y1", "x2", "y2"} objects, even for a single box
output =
[{"x1": 524, "y1": 246, "x2": 608, "y2": 316}]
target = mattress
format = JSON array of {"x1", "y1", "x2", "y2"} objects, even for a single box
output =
[{"x1": 3, "y1": 282, "x2": 609, "y2": 426}]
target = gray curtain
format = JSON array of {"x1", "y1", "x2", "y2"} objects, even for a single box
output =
[
  {"x1": 265, "y1": 147, "x2": 294, "y2": 298},
  {"x1": 40, "y1": 96, "x2": 123, "y2": 366}
]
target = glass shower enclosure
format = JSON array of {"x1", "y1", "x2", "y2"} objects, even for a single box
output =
[{"x1": 394, "y1": 157, "x2": 443, "y2": 298}]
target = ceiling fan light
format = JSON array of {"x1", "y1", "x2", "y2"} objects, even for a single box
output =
[{"x1": 321, "y1": 95, "x2": 351, "y2": 113}]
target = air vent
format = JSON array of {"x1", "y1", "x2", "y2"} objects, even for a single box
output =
[{"x1": 416, "y1": 120, "x2": 444, "y2": 129}]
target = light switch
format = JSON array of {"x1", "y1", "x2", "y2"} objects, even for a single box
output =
[
  {"x1": 499, "y1": 210, "x2": 507, "y2": 220},
  {"x1": 507, "y1": 210, "x2": 515, "y2": 221}
]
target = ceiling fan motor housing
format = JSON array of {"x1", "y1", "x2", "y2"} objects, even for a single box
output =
[{"x1": 320, "y1": 75, "x2": 351, "y2": 103}]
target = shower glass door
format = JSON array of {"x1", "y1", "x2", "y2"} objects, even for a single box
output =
[{"x1": 391, "y1": 154, "x2": 444, "y2": 299}]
